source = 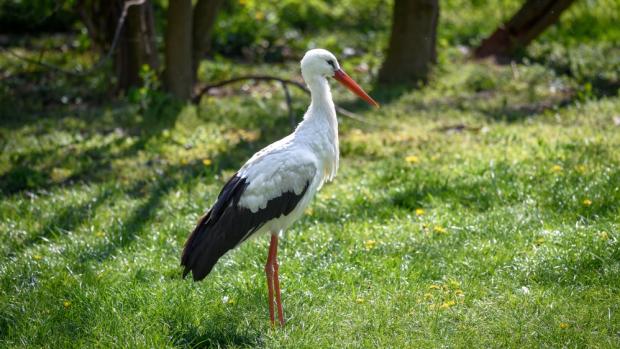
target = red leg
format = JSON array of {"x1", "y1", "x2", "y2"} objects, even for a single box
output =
[
  {"x1": 271, "y1": 236, "x2": 285, "y2": 326},
  {"x1": 265, "y1": 234, "x2": 278, "y2": 326}
]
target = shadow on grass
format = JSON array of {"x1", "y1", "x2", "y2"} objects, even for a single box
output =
[
  {"x1": 0, "y1": 98, "x2": 185, "y2": 196},
  {"x1": 71, "y1": 133, "x2": 262, "y2": 269},
  {"x1": 305, "y1": 164, "x2": 509, "y2": 227},
  {"x1": 480, "y1": 95, "x2": 575, "y2": 122},
  {"x1": 166, "y1": 282, "x2": 267, "y2": 348},
  {"x1": 523, "y1": 55, "x2": 620, "y2": 99},
  {"x1": 0, "y1": 129, "x2": 275, "y2": 340},
  {"x1": 75, "y1": 183, "x2": 168, "y2": 266},
  {"x1": 3, "y1": 188, "x2": 113, "y2": 258},
  {"x1": 387, "y1": 177, "x2": 500, "y2": 212},
  {"x1": 170, "y1": 317, "x2": 261, "y2": 348},
  {"x1": 344, "y1": 78, "x2": 580, "y2": 125},
  {"x1": 2, "y1": 93, "x2": 298, "y2": 267},
  {"x1": 70, "y1": 165, "x2": 195, "y2": 267},
  {"x1": 386, "y1": 163, "x2": 515, "y2": 212},
  {"x1": 312, "y1": 155, "x2": 620, "y2": 231},
  {"x1": 0, "y1": 92, "x2": 298, "y2": 198}
]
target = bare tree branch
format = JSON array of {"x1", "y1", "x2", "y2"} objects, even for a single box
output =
[
  {"x1": 192, "y1": 74, "x2": 383, "y2": 126},
  {"x1": 193, "y1": 75, "x2": 308, "y2": 100}
]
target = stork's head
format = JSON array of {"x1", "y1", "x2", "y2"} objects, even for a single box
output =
[{"x1": 301, "y1": 49, "x2": 379, "y2": 107}]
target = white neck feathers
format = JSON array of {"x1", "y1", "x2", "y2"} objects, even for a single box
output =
[{"x1": 294, "y1": 74, "x2": 339, "y2": 183}]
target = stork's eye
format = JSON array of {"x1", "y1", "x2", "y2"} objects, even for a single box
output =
[{"x1": 326, "y1": 60, "x2": 335, "y2": 68}]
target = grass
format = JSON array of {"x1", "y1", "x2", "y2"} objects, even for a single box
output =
[
  {"x1": 1, "y1": 1, "x2": 620, "y2": 347},
  {"x1": 1, "y1": 55, "x2": 619, "y2": 347}
]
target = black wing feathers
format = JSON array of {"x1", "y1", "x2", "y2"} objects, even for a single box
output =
[
  {"x1": 181, "y1": 174, "x2": 309, "y2": 281},
  {"x1": 181, "y1": 175, "x2": 246, "y2": 275}
]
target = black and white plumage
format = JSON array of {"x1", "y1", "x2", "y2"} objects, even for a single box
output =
[
  {"x1": 181, "y1": 48, "x2": 378, "y2": 326},
  {"x1": 181, "y1": 174, "x2": 310, "y2": 280}
]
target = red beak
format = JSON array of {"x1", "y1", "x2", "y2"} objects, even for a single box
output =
[{"x1": 333, "y1": 69, "x2": 380, "y2": 107}]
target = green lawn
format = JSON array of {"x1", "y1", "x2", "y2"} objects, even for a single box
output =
[
  {"x1": 1, "y1": 51, "x2": 619, "y2": 347},
  {"x1": 1, "y1": 0, "x2": 620, "y2": 345}
]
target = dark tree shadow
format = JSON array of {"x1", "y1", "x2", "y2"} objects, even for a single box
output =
[
  {"x1": 75, "y1": 180, "x2": 170, "y2": 266},
  {"x1": 480, "y1": 95, "x2": 575, "y2": 122},
  {"x1": 2, "y1": 87, "x2": 299, "y2": 269},
  {"x1": 2, "y1": 189, "x2": 113, "y2": 258},
  {"x1": 0, "y1": 88, "x2": 305, "y2": 199},
  {"x1": 167, "y1": 281, "x2": 267, "y2": 348},
  {"x1": 71, "y1": 131, "x2": 264, "y2": 269},
  {"x1": 0, "y1": 98, "x2": 184, "y2": 196},
  {"x1": 169, "y1": 315, "x2": 262, "y2": 348},
  {"x1": 522, "y1": 54, "x2": 620, "y2": 99}
]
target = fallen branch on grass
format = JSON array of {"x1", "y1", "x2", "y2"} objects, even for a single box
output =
[{"x1": 193, "y1": 74, "x2": 383, "y2": 127}]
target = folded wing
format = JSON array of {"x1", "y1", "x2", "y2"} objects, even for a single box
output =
[{"x1": 181, "y1": 158, "x2": 316, "y2": 281}]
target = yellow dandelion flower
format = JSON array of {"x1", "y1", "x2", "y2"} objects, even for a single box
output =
[
  {"x1": 63, "y1": 300, "x2": 71, "y2": 308},
  {"x1": 355, "y1": 298, "x2": 365, "y2": 304},
  {"x1": 202, "y1": 158, "x2": 212, "y2": 166},
  {"x1": 433, "y1": 226, "x2": 447, "y2": 234},
  {"x1": 429, "y1": 285, "x2": 441, "y2": 290},
  {"x1": 550, "y1": 165, "x2": 563, "y2": 173},
  {"x1": 405, "y1": 155, "x2": 420, "y2": 164},
  {"x1": 582, "y1": 199, "x2": 592, "y2": 207},
  {"x1": 439, "y1": 300, "x2": 456, "y2": 309},
  {"x1": 559, "y1": 322, "x2": 569, "y2": 329},
  {"x1": 363, "y1": 240, "x2": 377, "y2": 249},
  {"x1": 415, "y1": 208, "x2": 425, "y2": 216},
  {"x1": 254, "y1": 11, "x2": 264, "y2": 20},
  {"x1": 95, "y1": 231, "x2": 106, "y2": 238},
  {"x1": 599, "y1": 231, "x2": 609, "y2": 240},
  {"x1": 33, "y1": 254, "x2": 43, "y2": 260},
  {"x1": 575, "y1": 165, "x2": 587, "y2": 174}
]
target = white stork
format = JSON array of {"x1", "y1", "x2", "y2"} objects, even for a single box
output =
[{"x1": 181, "y1": 48, "x2": 379, "y2": 326}]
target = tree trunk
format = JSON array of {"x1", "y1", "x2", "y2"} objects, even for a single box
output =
[
  {"x1": 117, "y1": 0, "x2": 158, "y2": 91},
  {"x1": 192, "y1": 0, "x2": 225, "y2": 82},
  {"x1": 378, "y1": 0, "x2": 439, "y2": 85},
  {"x1": 164, "y1": 0, "x2": 193, "y2": 100},
  {"x1": 474, "y1": 0, "x2": 576, "y2": 60},
  {"x1": 80, "y1": 0, "x2": 221, "y2": 99},
  {"x1": 76, "y1": 0, "x2": 158, "y2": 93}
]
